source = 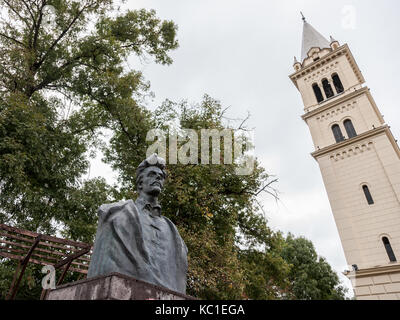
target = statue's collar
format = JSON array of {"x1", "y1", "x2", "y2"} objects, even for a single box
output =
[{"x1": 135, "y1": 197, "x2": 161, "y2": 217}]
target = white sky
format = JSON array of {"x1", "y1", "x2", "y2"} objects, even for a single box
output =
[{"x1": 90, "y1": 0, "x2": 400, "y2": 298}]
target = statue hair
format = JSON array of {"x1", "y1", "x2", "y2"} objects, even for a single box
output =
[{"x1": 135, "y1": 154, "x2": 167, "y2": 189}]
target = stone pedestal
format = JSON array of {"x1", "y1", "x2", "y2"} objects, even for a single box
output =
[{"x1": 44, "y1": 272, "x2": 195, "y2": 300}]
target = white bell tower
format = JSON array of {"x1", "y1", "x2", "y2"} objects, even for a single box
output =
[{"x1": 290, "y1": 15, "x2": 400, "y2": 300}]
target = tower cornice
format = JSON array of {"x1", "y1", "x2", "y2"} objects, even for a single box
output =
[
  {"x1": 301, "y1": 87, "x2": 384, "y2": 126},
  {"x1": 289, "y1": 44, "x2": 365, "y2": 90},
  {"x1": 345, "y1": 263, "x2": 400, "y2": 279},
  {"x1": 302, "y1": 86, "x2": 368, "y2": 120},
  {"x1": 310, "y1": 125, "x2": 400, "y2": 160}
]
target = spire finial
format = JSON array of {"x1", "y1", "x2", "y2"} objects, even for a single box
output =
[{"x1": 300, "y1": 12, "x2": 306, "y2": 22}]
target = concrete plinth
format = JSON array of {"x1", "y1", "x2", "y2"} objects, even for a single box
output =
[{"x1": 44, "y1": 272, "x2": 195, "y2": 300}]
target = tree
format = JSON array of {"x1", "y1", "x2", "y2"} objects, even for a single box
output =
[
  {"x1": 0, "y1": 0, "x2": 178, "y2": 238},
  {"x1": 281, "y1": 233, "x2": 348, "y2": 300},
  {"x1": 0, "y1": 0, "x2": 178, "y2": 299},
  {"x1": 130, "y1": 95, "x2": 292, "y2": 299}
]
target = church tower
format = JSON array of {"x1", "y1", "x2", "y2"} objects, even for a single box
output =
[{"x1": 290, "y1": 15, "x2": 400, "y2": 300}]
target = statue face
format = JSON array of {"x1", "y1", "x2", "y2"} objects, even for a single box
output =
[{"x1": 138, "y1": 166, "x2": 165, "y2": 196}]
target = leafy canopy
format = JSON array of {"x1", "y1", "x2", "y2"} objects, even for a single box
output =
[
  {"x1": 281, "y1": 234, "x2": 348, "y2": 300},
  {"x1": 0, "y1": 0, "x2": 178, "y2": 238}
]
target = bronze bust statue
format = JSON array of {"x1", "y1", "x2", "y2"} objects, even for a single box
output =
[{"x1": 87, "y1": 154, "x2": 188, "y2": 294}]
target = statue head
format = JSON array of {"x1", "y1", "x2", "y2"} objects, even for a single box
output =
[{"x1": 136, "y1": 154, "x2": 167, "y2": 197}]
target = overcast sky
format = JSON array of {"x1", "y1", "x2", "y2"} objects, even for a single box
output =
[{"x1": 90, "y1": 0, "x2": 400, "y2": 297}]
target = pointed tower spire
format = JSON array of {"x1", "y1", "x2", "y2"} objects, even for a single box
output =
[
  {"x1": 293, "y1": 56, "x2": 301, "y2": 71},
  {"x1": 300, "y1": 12, "x2": 306, "y2": 23},
  {"x1": 300, "y1": 18, "x2": 330, "y2": 61}
]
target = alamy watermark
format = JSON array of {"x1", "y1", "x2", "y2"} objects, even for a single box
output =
[
  {"x1": 42, "y1": 5, "x2": 57, "y2": 30},
  {"x1": 146, "y1": 128, "x2": 255, "y2": 176},
  {"x1": 41, "y1": 265, "x2": 56, "y2": 290}
]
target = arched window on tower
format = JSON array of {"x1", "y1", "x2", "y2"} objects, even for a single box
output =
[
  {"x1": 362, "y1": 185, "x2": 374, "y2": 205},
  {"x1": 332, "y1": 124, "x2": 345, "y2": 143},
  {"x1": 312, "y1": 83, "x2": 324, "y2": 103},
  {"x1": 344, "y1": 119, "x2": 357, "y2": 138},
  {"x1": 322, "y1": 79, "x2": 334, "y2": 99},
  {"x1": 332, "y1": 73, "x2": 344, "y2": 94},
  {"x1": 382, "y1": 237, "x2": 397, "y2": 262}
]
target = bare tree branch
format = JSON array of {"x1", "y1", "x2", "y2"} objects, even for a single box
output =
[
  {"x1": 21, "y1": 0, "x2": 37, "y2": 22},
  {"x1": 220, "y1": 105, "x2": 230, "y2": 119},
  {"x1": 2, "y1": 0, "x2": 32, "y2": 29},
  {"x1": 255, "y1": 198, "x2": 268, "y2": 220},
  {"x1": 31, "y1": 1, "x2": 47, "y2": 50},
  {"x1": 33, "y1": 2, "x2": 95, "y2": 71},
  {"x1": 255, "y1": 178, "x2": 279, "y2": 197},
  {"x1": 237, "y1": 112, "x2": 250, "y2": 129},
  {"x1": 0, "y1": 32, "x2": 25, "y2": 47}
]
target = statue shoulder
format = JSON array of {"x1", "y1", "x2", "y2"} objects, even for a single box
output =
[
  {"x1": 98, "y1": 199, "x2": 136, "y2": 220},
  {"x1": 161, "y1": 215, "x2": 177, "y2": 229}
]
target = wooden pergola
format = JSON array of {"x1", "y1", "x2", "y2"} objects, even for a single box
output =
[{"x1": 0, "y1": 223, "x2": 92, "y2": 300}]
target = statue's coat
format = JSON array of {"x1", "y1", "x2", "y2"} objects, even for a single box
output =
[{"x1": 87, "y1": 199, "x2": 188, "y2": 294}]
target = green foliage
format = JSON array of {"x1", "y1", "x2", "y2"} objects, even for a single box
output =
[
  {"x1": 0, "y1": 260, "x2": 42, "y2": 300},
  {"x1": 140, "y1": 96, "x2": 292, "y2": 299},
  {"x1": 0, "y1": 259, "x2": 84, "y2": 300},
  {"x1": 281, "y1": 234, "x2": 348, "y2": 300},
  {"x1": 0, "y1": 0, "x2": 178, "y2": 299},
  {"x1": 0, "y1": 92, "x2": 90, "y2": 233},
  {"x1": 0, "y1": 0, "x2": 178, "y2": 234},
  {"x1": 181, "y1": 227, "x2": 246, "y2": 300},
  {"x1": 239, "y1": 245, "x2": 291, "y2": 300}
]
